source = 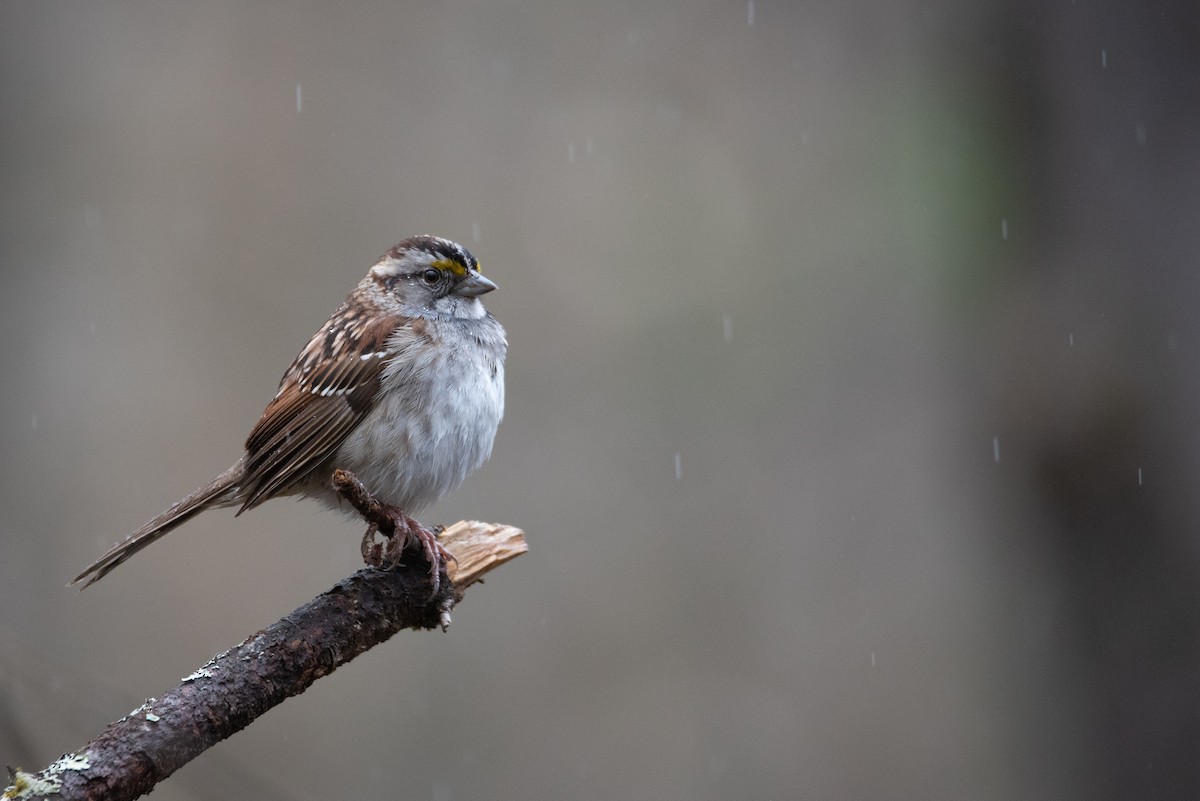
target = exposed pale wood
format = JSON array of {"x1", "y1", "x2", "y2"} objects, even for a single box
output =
[{"x1": 442, "y1": 519, "x2": 529, "y2": 589}]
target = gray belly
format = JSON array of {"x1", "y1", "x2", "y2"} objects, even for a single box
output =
[{"x1": 332, "y1": 343, "x2": 505, "y2": 513}]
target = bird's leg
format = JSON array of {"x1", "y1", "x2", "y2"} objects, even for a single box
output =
[{"x1": 332, "y1": 468, "x2": 453, "y2": 595}]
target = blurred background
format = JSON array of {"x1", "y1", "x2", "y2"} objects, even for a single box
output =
[{"x1": 2, "y1": 1, "x2": 1199, "y2": 799}]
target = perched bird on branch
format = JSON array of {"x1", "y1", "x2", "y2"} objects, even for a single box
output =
[{"x1": 73, "y1": 235, "x2": 507, "y2": 593}]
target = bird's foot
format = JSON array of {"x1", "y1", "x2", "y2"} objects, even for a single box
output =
[
  {"x1": 360, "y1": 521, "x2": 385, "y2": 567},
  {"x1": 334, "y1": 469, "x2": 452, "y2": 595},
  {"x1": 379, "y1": 506, "x2": 454, "y2": 596}
]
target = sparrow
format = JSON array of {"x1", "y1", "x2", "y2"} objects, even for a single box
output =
[{"x1": 73, "y1": 235, "x2": 506, "y2": 592}]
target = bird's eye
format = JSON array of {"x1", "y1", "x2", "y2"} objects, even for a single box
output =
[{"x1": 421, "y1": 268, "x2": 441, "y2": 285}]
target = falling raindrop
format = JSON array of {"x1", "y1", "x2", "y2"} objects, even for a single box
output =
[
  {"x1": 992, "y1": 437, "x2": 1001, "y2": 463},
  {"x1": 1000, "y1": 218, "x2": 1008, "y2": 240},
  {"x1": 747, "y1": 0, "x2": 755, "y2": 26},
  {"x1": 1135, "y1": 122, "x2": 1146, "y2": 146},
  {"x1": 1137, "y1": 468, "x2": 1144, "y2": 486},
  {"x1": 1101, "y1": 49, "x2": 1107, "y2": 68},
  {"x1": 296, "y1": 83, "x2": 303, "y2": 113},
  {"x1": 674, "y1": 453, "x2": 682, "y2": 480},
  {"x1": 1068, "y1": 332, "x2": 1074, "y2": 347},
  {"x1": 871, "y1": 652, "x2": 876, "y2": 667},
  {"x1": 722, "y1": 313, "x2": 733, "y2": 342}
]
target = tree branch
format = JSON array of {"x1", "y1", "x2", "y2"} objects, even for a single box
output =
[{"x1": 3, "y1": 519, "x2": 527, "y2": 801}]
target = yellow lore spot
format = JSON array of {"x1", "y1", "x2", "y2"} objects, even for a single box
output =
[{"x1": 431, "y1": 258, "x2": 468, "y2": 277}]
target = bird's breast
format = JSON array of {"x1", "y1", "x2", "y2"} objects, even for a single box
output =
[{"x1": 334, "y1": 317, "x2": 505, "y2": 514}]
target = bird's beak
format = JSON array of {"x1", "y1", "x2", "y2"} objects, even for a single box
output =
[{"x1": 455, "y1": 272, "x2": 498, "y2": 297}]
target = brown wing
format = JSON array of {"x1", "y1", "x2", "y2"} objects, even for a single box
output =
[{"x1": 238, "y1": 303, "x2": 405, "y2": 512}]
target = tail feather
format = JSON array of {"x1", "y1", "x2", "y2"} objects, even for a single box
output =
[{"x1": 72, "y1": 462, "x2": 244, "y2": 588}]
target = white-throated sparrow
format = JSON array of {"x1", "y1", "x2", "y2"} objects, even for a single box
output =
[{"x1": 73, "y1": 235, "x2": 506, "y2": 590}]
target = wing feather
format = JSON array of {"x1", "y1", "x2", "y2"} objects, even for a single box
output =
[{"x1": 238, "y1": 305, "x2": 403, "y2": 511}]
